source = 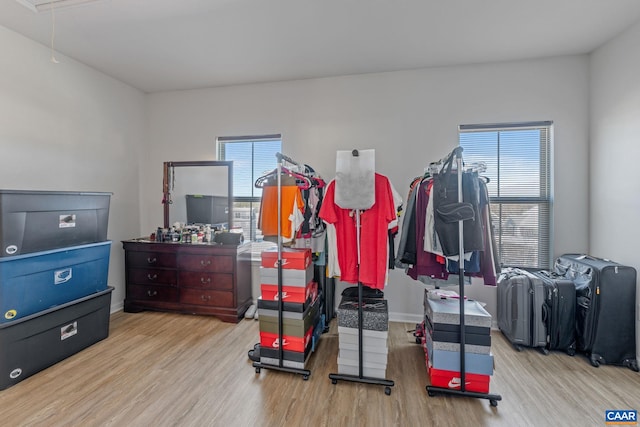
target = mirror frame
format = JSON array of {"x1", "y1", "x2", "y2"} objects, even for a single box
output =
[{"x1": 163, "y1": 160, "x2": 233, "y2": 229}]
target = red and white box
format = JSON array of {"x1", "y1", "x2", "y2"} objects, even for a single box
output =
[
  {"x1": 261, "y1": 247, "x2": 311, "y2": 270},
  {"x1": 259, "y1": 326, "x2": 313, "y2": 353},
  {"x1": 260, "y1": 281, "x2": 318, "y2": 304},
  {"x1": 428, "y1": 366, "x2": 491, "y2": 394}
]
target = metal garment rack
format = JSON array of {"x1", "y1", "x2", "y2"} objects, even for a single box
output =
[
  {"x1": 253, "y1": 152, "x2": 311, "y2": 380},
  {"x1": 425, "y1": 147, "x2": 501, "y2": 406},
  {"x1": 328, "y1": 149, "x2": 394, "y2": 395}
]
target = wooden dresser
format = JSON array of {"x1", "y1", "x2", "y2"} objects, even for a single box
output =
[{"x1": 122, "y1": 239, "x2": 252, "y2": 323}]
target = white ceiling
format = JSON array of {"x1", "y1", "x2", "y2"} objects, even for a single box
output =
[{"x1": 1, "y1": 0, "x2": 640, "y2": 93}]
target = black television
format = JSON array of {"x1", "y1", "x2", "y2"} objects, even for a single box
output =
[{"x1": 185, "y1": 194, "x2": 228, "y2": 226}]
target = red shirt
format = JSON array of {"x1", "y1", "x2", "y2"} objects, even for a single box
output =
[{"x1": 319, "y1": 173, "x2": 396, "y2": 289}]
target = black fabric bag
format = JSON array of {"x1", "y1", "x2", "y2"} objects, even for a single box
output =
[
  {"x1": 341, "y1": 286, "x2": 384, "y2": 299},
  {"x1": 432, "y1": 148, "x2": 484, "y2": 256}
]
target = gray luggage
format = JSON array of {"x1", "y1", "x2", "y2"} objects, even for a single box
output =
[{"x1": 497, "y1": 267, "x2": 547, "y2": 353}]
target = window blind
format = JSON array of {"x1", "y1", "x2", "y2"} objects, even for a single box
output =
[{"x1": 459, "y1": 122, "x2": 552, "y2": 269}]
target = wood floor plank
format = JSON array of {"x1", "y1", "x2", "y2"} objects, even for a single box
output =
[{"x1": 0, "y1": 311, "x2": 638, "y2": 426}]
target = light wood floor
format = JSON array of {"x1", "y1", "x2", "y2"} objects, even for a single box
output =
[{"x1": 1, "y1": 311, "x2": 639, "y2": 427}]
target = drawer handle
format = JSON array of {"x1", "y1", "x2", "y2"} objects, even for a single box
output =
[
  {"x1": 200, "y1": 260, "x2": 211, "y2": 266},
  {"x1": 200, "y1": 277, "x2": 211, "y2": 284},
  {"x1": 147, "y1": 290, "x2": 158, "y2": 297},
  {"x1": 201, "y1": 295, "x2": 211, "y2": 301},
  {"x1": 147, "y1": 257, "x2": 157, "y2": 264},
  {"x1": 147, "y1": 273, "x2": 158, "y2": 281}
]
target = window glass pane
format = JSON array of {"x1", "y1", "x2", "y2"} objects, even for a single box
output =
[
  {"x1": 492, "y1": 202, "x2": 550, "y2": 267},
  {"x1": 500, "y1": 130, "x2": 541, "y2": 198},
  {"x1": 460, "y1": 123, "x2": 551, "y2": 269},
  {"x1": 223, "y1": 142, "x2": 255, "y2": 198},
  {"x1": 460, "y1": 131, "x2": 498, "y2": 196},
  {"x1": 218, "y1": 137, "x2": 281, "y2": 244},
  {"x1": 252, "y1": 140, "x2": 282, "y2": 198}
]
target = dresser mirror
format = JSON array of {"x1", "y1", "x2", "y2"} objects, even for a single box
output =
[{"x1": 163, "y1": 161, "x2": 233, "y2": 229}]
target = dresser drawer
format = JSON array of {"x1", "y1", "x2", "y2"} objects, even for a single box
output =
[
  {"x1": 179, "y1": 271, "x2": 233, "y2": 291},
  {"x1": 128, "y1": 284, "x2": 179, "y2": 302},
  {"x1": 127, "y1": 251, "x2": 177, "y2": 269},
  {"x1": 179, "y1": 254, "x2": 233, "y2": 273},
  {"x1": 180, "y1": 289, "x2": 233, "y2": 307},
  {"x1": 128, "y1": 268, "x2": 177, "y2": 286}
]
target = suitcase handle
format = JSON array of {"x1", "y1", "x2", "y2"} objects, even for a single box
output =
[
  {"x1": 576, "y1": 254, "x2": 612, "y2": 262},
  {"x1": 541, "y1": 302, "x2": 550, "y2": 323},
  {"x1": 537, "y1": 269, "x2": 562, "y2": 279}
]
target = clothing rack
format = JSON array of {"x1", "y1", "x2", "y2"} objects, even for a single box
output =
[
  {"x1": 328, "y1": 149, "x2": 394, "y2": 396},
  {"x1": 252, "y1": 152, "x2": 311, "y2": 380},
  {"x1": 425, "y1": 147, "x2": 501, "y2": 407}
]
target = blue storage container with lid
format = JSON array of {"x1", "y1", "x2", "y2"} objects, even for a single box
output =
[{"x1": 0, "y1": 241, "x2": 111, "y2": 323}]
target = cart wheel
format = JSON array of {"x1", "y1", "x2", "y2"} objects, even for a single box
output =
[
  {"x1": 567, "y1": 349, "x2": 575, "y2": 357},
  {"x1": 626, "y1": 360, "x2": 639, "y2": 372},
  {"x1": 255, "y1": 367, "x2": 261, "y2": 374},
  {"x1": 415, "y1": 337, "x2": 421, "y2": 344},
  {"x1": 514, "y1": 344, "x2": 523, "y2": 352},
  {"x1": 541, "y1": 348, "x2": 549, "y2": 356},
  {"x1": 490, "y1": 400, "x2": 498, "y2": 407},
  {"x1": 427, "y1": 390, "x2": 435, "y2": 397},
  {"x1": 590, "y1": 356, "x2": 600, "y2": 367},
  {"x1": 331, "y1": 379, "x2": 338, "y2": 385},
  {"x1": 303, "y1": 375, "x2": 309, "y2": 381},
  {"x1": 385, "y1": 387, "x2": 391, "y2": 396}
]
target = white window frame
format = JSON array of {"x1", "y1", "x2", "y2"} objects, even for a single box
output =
[
  {"x1": 459, "y1": 121, "x2": 553, "y2": 269},
  {"x1": 217, "y1": 134, "x2": 282, "y2": 243}
]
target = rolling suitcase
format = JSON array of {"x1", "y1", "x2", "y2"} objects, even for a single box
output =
[
  {"x1": 554, "y1": 254, "x2": 638, "y2": 371},
  {"x1": 497, "y1": 268, "x2": 547, "y2": 353},
  {"x1": 530, "y1": 270, "x2": 576, "y2": 355}
]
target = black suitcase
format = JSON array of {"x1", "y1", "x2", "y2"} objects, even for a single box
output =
[
  {"x1": 554, "y1": 254, "x2": 638, "y2": 371},
  {"x1": 531, "y1": 270, "x2": 576, "y2": 355},
  {"x1": 497, "y1": 268, "x2": 547, "y2": 353}
]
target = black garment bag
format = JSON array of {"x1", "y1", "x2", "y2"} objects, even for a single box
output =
[{"x1": 432, "y1": 150, "x2": 484, "y2": 256}]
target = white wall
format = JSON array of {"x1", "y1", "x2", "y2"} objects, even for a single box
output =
[
  {"x1": 0, "y1": 25, "x2": 146, "y2": 310},
  {"x1": 590, "y1": 21, "x2": 640, "y2": 362},
  {"x1": 145, "y1": 56, "x2": 590, "y2": 321}
]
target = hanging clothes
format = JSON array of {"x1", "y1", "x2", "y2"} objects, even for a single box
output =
[
  {"x1": 395, "y1": 176, "x2": 422, "y2": 267},
  {"x1": 406, "y1": 178, "x2": 449, "y2": 281},
  {"x1": 396, "y1": 161, "x2": 500, "y2": 287},
  {"x1": 319, "y1": 173, "x2": 396, "y2": 290},
  {"x1": 258, "y1": 174, "x2": 305, "y2": 244},
  {"x1": 293, "y1": 168, "x2": 327, "y2": 253}
]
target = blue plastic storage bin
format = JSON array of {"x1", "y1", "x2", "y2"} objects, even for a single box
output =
[{"x1": 0, "y1": 241, "x2": 111, "y2": 323}]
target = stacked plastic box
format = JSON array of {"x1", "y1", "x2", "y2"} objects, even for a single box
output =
[
  {"x1": 421, "y1": 291, "x2": 494, "y2": 393},
  {"x1": 0, "y1": 190, "x2": 112, "y2": 390},
  {"x1": 257, "y1": 247, "x2": 321, "y2": 369},
  {"x1": 336, "y1": 295, "x2": 389, "y2": 379}
]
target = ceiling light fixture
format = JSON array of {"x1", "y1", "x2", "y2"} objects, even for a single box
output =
[{"x1": 15, "y1": 0, "x2": 103, "y2": 13}]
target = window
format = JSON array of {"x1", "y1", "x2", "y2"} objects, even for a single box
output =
[
  {"x1": 217, "y1": 135, "x2": 282, "y2": 243},
  {"x1": 459, "y1": 122, "x2": 552, "y2": 269}
]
